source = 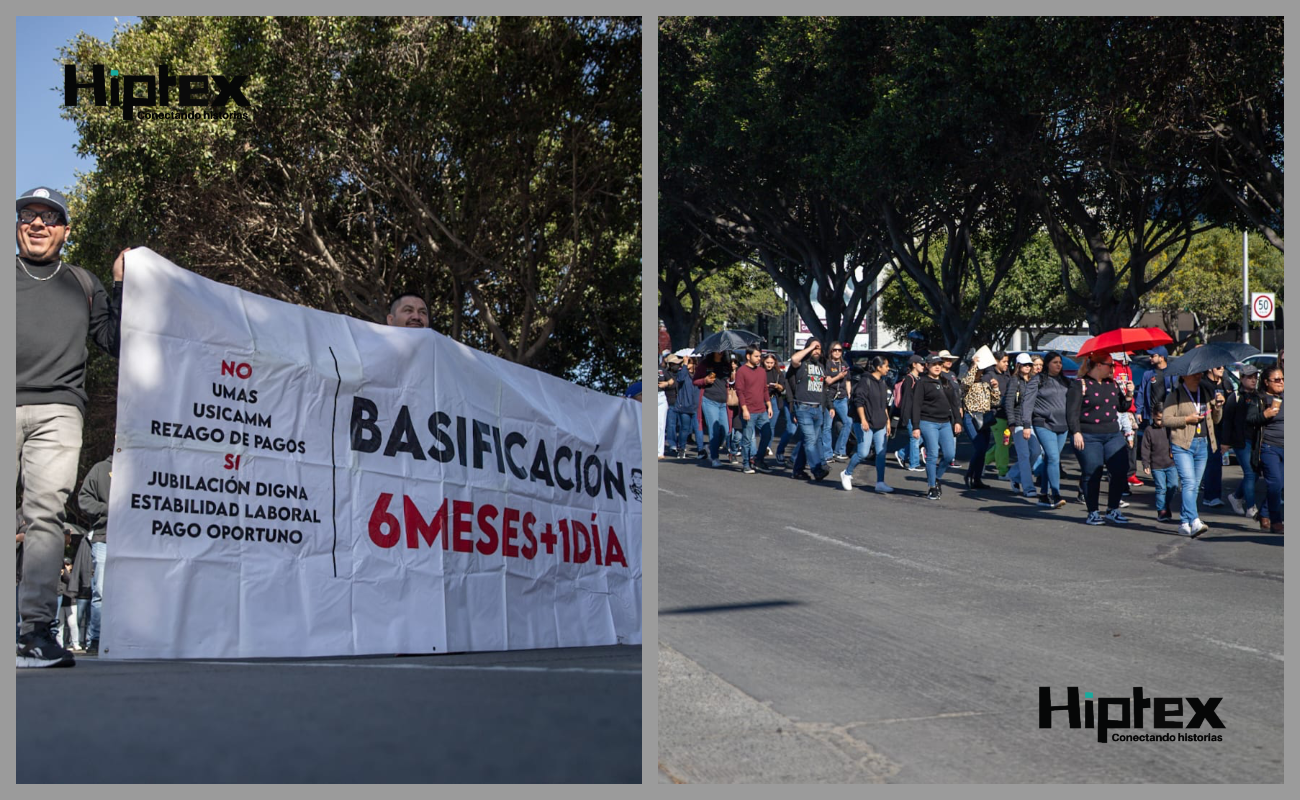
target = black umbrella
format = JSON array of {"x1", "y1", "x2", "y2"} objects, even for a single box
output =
[
  {"x1": 1209, "y1": 341, "x2": 1261, "y2": 362},
  {"x1": 693, "y1": 329, "x2": 763, "y2": 356},
  {"x1": 1164, "y1": 344, "x2": 1239, "y2": 378}
]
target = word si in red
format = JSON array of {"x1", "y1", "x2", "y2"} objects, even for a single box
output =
[
  {"x1": 224, "y1": 454, "x2": 242, "y2": 470},
  {"x1": 220, "y1": 360, "x2": 253, "y2": 379},
  {"x1": 367, "y1": 493, "x2": 629, "y2": 568}
]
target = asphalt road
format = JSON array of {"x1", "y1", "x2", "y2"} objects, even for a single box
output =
[
  {"x1": 17, "y1": 644, "x2": 640, "y2": 783},
  {"x1": 658, "y1": 439, "x2": 1283, "y2": 783}
]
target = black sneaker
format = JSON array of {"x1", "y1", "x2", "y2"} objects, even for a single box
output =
[
  {"x1": 812, "y1": 465, "x2": 830, "y2": 481},
  {"x1": 754, "y1": 459, "x2": 772, "y2": 473},
  {"x1": 17, "y1": 629, "x2": 76, "y2": 669},
  {"x1": 926, "y1": 486, "x2": 940, "y2": 500},
  {"x1": 85, "y1": 640, "x2": 99, "y2": 656},
  {"x1": 792, "y1": 469, "x2": 811, "y2": 480}
]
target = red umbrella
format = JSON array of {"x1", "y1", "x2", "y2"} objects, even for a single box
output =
[{"x1": 1075, "y1": 327, "x2": 1173, "y2": 359}]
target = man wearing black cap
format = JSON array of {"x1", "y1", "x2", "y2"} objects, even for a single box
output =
[
  {"x1": 15, "y1": 187, "x2": 125, "y2": 668},
  {"x1": 1135, "y1": 346, "x2": 1170, "y2": 427},
  {"x1": 893, "y1": 355, "x2": 926, "y2": 471}
]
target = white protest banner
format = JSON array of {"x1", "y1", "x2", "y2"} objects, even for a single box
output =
[{"x1": 102, "y1": 249, "x2": 642, "y2": 659}]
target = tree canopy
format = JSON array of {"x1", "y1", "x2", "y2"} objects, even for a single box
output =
[
  {"x1": 60, "y1": 16, "x2": 641, "y2": 393},
  {"x1": 660, "y1": 16, "x2": 1283, "y2": 348}
]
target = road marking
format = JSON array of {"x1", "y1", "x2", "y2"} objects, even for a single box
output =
[
  {"x1": 1201, "y1": 638, "x2": 1284, "y2": 663},
  {"x1": 133, "y1": 660, "x2": 640, "y2": 675},
  {"x1": 785, "y1": 526, "x2": 957, "y2": 576}
]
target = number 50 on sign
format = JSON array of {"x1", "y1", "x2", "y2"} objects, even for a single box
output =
[{"x1": 1251, "y1": 292, "x2": 1276, "y2": 322}]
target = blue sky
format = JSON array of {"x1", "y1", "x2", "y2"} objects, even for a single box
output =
[{"x1": 15, "y1": 16, "x2": 137, "y2": 197}]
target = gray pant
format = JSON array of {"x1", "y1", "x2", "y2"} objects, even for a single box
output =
[{"x1": 16, "y1": 404, "x2": 83, "y2": 633}]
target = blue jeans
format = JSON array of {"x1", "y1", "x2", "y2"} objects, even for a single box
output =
[
  {"x1": 702, "y1": 397, "x2": 728, "y2": 461},
  {"x1": 775, "y1": 405, "x2": 798, "y2": 458},
  {"x1": 1172, "y1": 438, "x2": 1209, "y2": 526},
  {"x1": 76, "y1": 597, "x2": 91, "y2": 648},
  {"x1": 740, "y1": 411, "x2": 770, "y2": 467},
  {"x1": 1202, "y1": 442, "x2": 1223, "y2": 502},
  {"x1": 1230, "y1": 443, "x2": 1258, "y2": 514},
  {"x1": 671, "y1": 409, "x2": 695, "y2": 455},
  {"x1": 1033, "y1": 427, "x2": 1068, "y2": 499},
  {"x1": 823, "y1": 397, "x2": 850, "y2": 457},
  {"x1": 964, "y1": 411, "x2": 994, "y2": 478},
  {"x1": 918, "y1": 420, "x2": 956, "y2": 487},
  {"x1": 1078, "y1": 431, "x2": 1129, "y2": 513},
  {"x1": 1258, "y1": 443, "x2": 1283, "y2": 525},
  {"x1": 88, "y1": 540, "x2": 106, "y2": 643},
  {"x1": 1151, "y1": 466, "x2": 1179, "y2": 513},
  {"x1": 902, "y1": 420, "x2": 921, "y2": 468},
  {"x1": 665, "y1": 403, "x2": 679, "y2": 452},
  {"x1": 846, "y1": 422, "x2": 889, "y2": 484},
  {"x1": 1008, "y1": 426, "x2": 1044, "y2": 492},
  {"x1": 792, "y1": 403, "x2": 825, "y2": 474},
  {"x1": 755, "y1": 410, "x2": 774, "y2": 463}
]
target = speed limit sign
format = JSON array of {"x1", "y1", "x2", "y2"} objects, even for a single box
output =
[{"x1": 1251, "y1": 292, "x2": 1276, "y2": 322}]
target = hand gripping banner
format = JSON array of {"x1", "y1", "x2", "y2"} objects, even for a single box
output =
[{"x1": 102, "y1": 249, "x2": 642, "y2": 658}]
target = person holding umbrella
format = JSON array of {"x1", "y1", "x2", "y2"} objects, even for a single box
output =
[{"x1": 1067, "y1": 354, "x2": 1132, "y2": 525}]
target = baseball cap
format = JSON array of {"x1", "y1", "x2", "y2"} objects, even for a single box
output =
[
  {"x1": 1237, "y1": 363, "x2": 1260, "y2": 377},
  {"x1": 17, "y1": 187, "x2": 70, "y2": 223},
  {"x1": 1015, "y1": 353, "x2": 1034, "y2": 365},
  {"x1": 1148, "y1": 346, "x2": 1169, "y2": 358},
  {"x1": 908, "y1": 354, "x2": 925, "y2": 365}
]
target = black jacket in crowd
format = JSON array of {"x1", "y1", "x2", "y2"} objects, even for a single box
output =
[
  {"x1": 78, "y1": 455, "x2": 112, "y2": 543},
  {"x1": 910, "y1": 373, "x2": 961, "y2": 429},
  {"x1": 850, "y1": 373, "x2": 891, "y2": 432}
]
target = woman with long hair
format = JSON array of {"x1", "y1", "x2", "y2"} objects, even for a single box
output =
[
  {"x1": 841, "y1": 356, "x2": 894, "y2": 493},
  {"x1": 693, "y1": 350, "x2": 734, "y2": 467},
  {"x1": 1005, "y1": 353, "x2": 1043, "y2": 498},
  {"x1": 910, "y1": 356, "x2": 963, "y2": 500},
  {"x1": 1246, "y1": 365, "x2": 1284, "y2": 534},
  {"x1": 1067, "y1": 353, "x2": 1134, "y2": 525},
  {"x1": 1162, "y1": 367, "x2": 1226, "y2": 537},
  {"x1": 961, "y1": 346, "x2": 1002, "y2": 489},
  {"x1": 1023, "y1": 352, "x2": 1070, "y2": 508}
]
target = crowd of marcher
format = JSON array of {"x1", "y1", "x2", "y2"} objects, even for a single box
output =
[{"x1": 657, "y1": 339, "x2": 1284, "y2": 539}]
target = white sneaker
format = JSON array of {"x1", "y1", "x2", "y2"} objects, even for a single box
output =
[
  {"x1": 1118, "y1": 499, "x2": 1131, "y2": 508},
  {"x1": 1247, "y1": 505, "x2": 1259, "y2": 519},
  {"x1": 1105, "y1": 509, "x2": 1130, "y2": 524},
  {"x1": 1227, "y1": 494, "x2": 1245, "y2": 516},
  {"x1": 1192, "y1": 518, "x2": 1210, "y2": 537},
  {"x1": 840, "y1": 471, "x2": 853, "y2": 491},
  {"x1": 1203, "y1": 497, "x2": 1225, "y2": 508},
  {"x1": 1178, "y1": 522, "x2": 1196, "y2": 537},
  {"x1": 710, "y1": 459, "x2": 721, "y2": 468},
  {"x1": 874, "y1": 481, "x2": 894, "y2": 493},
  {"x1": 1085, "y1": 511, "x2": 1104, "y2": 526}
]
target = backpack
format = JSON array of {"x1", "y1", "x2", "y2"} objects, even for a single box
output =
[
  {"x1": 68, "y1": 264, "x2": 97, "y2": 311},
  {"x1": 891, "y1": 376, "x2": 905, "y2": 412}
]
